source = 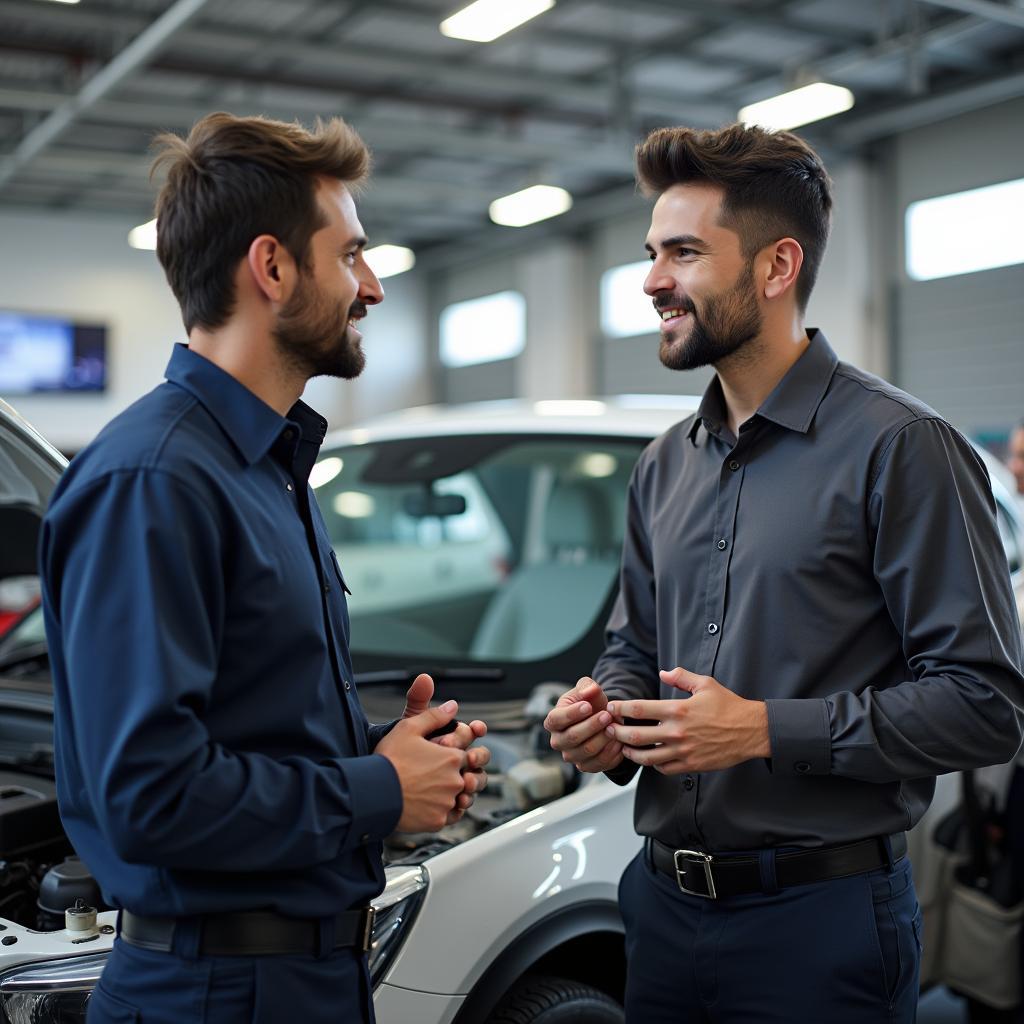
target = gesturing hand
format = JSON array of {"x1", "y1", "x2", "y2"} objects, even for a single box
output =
[
  {"x1": 543, "y1": 677, "x2": 624, "y2": 774},
  {"x1": 603, "y1": 667, "x2": 770, "y2": 775},
  {"x1": 401, "y1": 673, "x2": 489, "y2": 825}
]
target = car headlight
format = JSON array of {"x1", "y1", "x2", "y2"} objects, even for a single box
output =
[
  {"x1": 0, "y1": 952, "x2": 107, "y2": 1023},
  {"x1": 368, "y1": 864, "x2": 428, "y2": 988},
  {"x1": 0, "y1": 867, "x2": 428, "y2": 1017}
]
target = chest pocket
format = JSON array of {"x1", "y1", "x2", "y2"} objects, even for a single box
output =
[{"x1": 329, "y1": 550, "x2": 352, "y2": 595}]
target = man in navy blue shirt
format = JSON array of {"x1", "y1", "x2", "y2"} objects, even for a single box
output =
[{"x1": 39, "y1": 112, "x2": 489, "y2": 1023}]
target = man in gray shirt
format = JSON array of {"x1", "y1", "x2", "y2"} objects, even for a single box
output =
[{"x1": 545, "y1": 123, "x2": 1024, "y2": 1023}]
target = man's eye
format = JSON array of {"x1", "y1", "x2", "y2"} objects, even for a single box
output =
[
  {"x1": 343, "y1": 252, "x2": 357, "y2": 265},
  {"x1": 678, "y1": 248, "x2": 696, "y2": 257}
]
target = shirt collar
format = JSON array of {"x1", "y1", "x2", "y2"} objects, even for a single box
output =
[
  {"x1": 687, "y1": 329, "x2": 838, "y2": 444},
  {"x1": 165, "y1": 344, "x2": 327, "y2": 466}
]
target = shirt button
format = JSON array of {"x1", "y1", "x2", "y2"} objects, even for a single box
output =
[
  {"x1": 683, "y1": 775, "x2": 695, "y2": 791},
  {"x1": 283, "y1": 428, "x2": 294, "y2": 441},
  {"x1": 360, "y1": 833, "x2": 371, "y2": 844},
  {"x1": 717, "y1": 539, "x2": 727, "y2": 550},
  {"x1": 728, "y1": 459, "x2": 740, "y2": 472},
  {"x1": 707, "y1": 623, "x2": 719, "y2": 635},
  {"x1": 795, "y1": 761, "x2": 811, "y2": 773},
  {"x1": 344, "y1": 681, "x2": 352, "y2": 692},
  {"x1": 286, "y1": 483, "x2": 293, "y2": 492}
]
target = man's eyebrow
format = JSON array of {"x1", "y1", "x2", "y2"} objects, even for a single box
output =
[
  {"x1": 644, "y1": 234, "x2": 709, "y2": 254},
  {"x1": 343, "y1": 235, "x2": 368, "y2": 250}
]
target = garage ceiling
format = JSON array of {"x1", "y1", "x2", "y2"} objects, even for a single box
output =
[{"x1": 0, "y1": 0, "x2": 1022, "y2": 261}]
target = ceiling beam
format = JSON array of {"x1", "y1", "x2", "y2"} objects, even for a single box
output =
[
  {"x1": 0, "y1": 86, "x2": 638, "y2": 176},
  {"x1": 0, "y1": 0, "x2": 213, "y2": 189},
  {"x1": 916, "y1": 0, "x2": 1024, "y2": 30},
  {"x1": 834, "y1": 65, "x2": 1024, "y2": 142}
]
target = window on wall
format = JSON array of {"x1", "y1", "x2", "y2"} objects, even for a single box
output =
[
  {"x1": 600, "y1": 260, "x2": 656, "y2": 338},
  {"x1": 439, "y1": 290, "x2": 526, "y2": 368},
  {"x1": 905, "y1": 179, "x2": 1024, "y2": 282}
]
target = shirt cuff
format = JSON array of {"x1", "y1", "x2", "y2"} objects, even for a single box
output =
[
  {"x1": 765, "y1": 698, "x2": 831, "y2": 776},
  {"x1": 339, "y1": 754, "x2": 403, "y2": 845},
  {"x1": 604, "y1": 759, "x2": 640, "y2": 786}
]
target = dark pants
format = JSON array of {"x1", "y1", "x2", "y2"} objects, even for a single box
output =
[
  {"x1": 618, "y1": 845, "x2": 922, "y2": 1023},
  {"x1": 87, "y1": 932, "x2": 373, "y2": 1024}
]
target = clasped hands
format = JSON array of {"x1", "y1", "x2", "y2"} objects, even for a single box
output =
[
  {"x1": 378, "y1": 673, "x2": 490, "y2": 834},
  {"x1": 543, "y1": 669, "x2": 770, "y2": 775}
]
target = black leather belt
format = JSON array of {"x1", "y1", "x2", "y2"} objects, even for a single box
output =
[
  {"x1": 650, "y1": 833, "x2": 907, "y2": 900},
  {"x1": 120, "y1": 907, "x2": 376, "y2": 956}
]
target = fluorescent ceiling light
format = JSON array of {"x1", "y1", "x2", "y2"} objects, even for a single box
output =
[
  {"x1": 128, "y1": 218, "x2": 157, "y2": 250},
  {"x1": 364, "y1": 244, "x2": 416, "y2": 279},
  {"x1": 333, "y1": 491, "x2": 375, "y2": 519},
  {"x1": 906, "y1": 178, "x2": 1024, "y2": 282},
  {"x1": 739, "y1": 83, "x2": 854, "y2": 131},
  {"x1": 441, "y1": 0, "x2": 554, "y2": 42},
  {"x1": 489, "y1": 185, "x2": 572, "y2": 227},
  {"x1": 35, "y1": 0, "x2": 80, "y2": 4}
]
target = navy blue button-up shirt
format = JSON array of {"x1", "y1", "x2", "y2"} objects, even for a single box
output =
[{"x1": 40, "y1": 345, "x2": 402, "y2": 917}]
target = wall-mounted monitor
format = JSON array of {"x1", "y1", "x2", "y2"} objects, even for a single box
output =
[{"x1": 0, "y1": 310, "x2": 107, "y2": 394}]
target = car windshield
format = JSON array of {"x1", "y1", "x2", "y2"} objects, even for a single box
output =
[{"x1": 314, "y1": 434, "x2": 647, "y2": 665}]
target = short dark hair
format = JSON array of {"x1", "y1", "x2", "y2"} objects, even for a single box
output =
[
  {"x1": 152, "y1": 112, "x2": 370, "y2": 333},
  {"x1": 635, "y1": 123, "x2": 832, "y2": 311}
]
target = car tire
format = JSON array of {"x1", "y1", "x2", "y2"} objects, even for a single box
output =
[{"x1": 487, "y1": 974, "x2": 624, "y2": 1023}]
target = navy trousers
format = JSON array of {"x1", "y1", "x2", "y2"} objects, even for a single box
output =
[
  {"x1": 619, "y1": 845, "x2": 922, "y2": 1023},
  {"x1": 87, "y1": 930, "x2": 373, "y2": 1024}
]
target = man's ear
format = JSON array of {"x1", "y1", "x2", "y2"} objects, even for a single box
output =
[
  {"x1": 762, "y1": 237, "x2": 804, "y2": 302},
  {"x1": 246, "y1": 235, "x2": 296, "y2": 305}
]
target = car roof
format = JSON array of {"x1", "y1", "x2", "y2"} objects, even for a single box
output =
[{"x1": 323, "y1": 395, "x2": 702, "y2": 448}]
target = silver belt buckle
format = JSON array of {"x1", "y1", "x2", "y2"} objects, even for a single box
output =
[
  {"x1": 673, "y1": 848, "x2": 717, "y2": 899},
  {"x1": 361, "y1": 906, "x2": 377, "y2": 953}
]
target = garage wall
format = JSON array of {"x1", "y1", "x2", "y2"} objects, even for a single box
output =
[
  {"x1": 0, "y1": 209, "x2": 429, "y2": 451},
  {"x1": 890, "y1": 97, "x2": 1024, "y2": 439}
]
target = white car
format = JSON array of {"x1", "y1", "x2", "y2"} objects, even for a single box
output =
[{"x1": 0, "y1": 395, "x2": 1020, "y2": 1023}]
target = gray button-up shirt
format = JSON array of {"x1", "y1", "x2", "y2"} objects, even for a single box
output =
[{"x1": 595, "y1": 330, "x2": 1024, "y2": 852}]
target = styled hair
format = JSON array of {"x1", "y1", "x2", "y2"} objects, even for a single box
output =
[
  {"x1": 152, "y1": 112, "x2": 370, "y2": 333},
  {"x1": 636, "y1": 123, "x2": 832, "y2": 311}
]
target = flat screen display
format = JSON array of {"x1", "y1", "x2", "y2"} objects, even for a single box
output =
[{"x1": 0, "y1": 311, "x2": 107, "y2": 394}]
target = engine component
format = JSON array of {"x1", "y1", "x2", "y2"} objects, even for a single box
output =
[
  {"x1": 503, "y1": 758, "x2": 573, "y2": 811},
  {"x1": 37, "y1": 856, "x2": 103, "y2": 931}
]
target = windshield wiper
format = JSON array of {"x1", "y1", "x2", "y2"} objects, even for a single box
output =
[{"x1": 354, "y1": 667, "x2": 505, "y2": 686}]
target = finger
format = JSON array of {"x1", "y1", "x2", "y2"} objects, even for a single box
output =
[
  {"x1": 555, "y1": 710, "x2": 612, "y2": 751},
  {"x1": 445, "y1": 808, "x2": 466, "y2": 826},
  {"x1": 604, "y1": 722, "x2": 672, "y2": 746},
  {"x1": 544, "y1": 700, "x2": 593, "y2": 733},
  {"x1": 460, "y1": 770, "x2": 488, "y2": 795},
  {"x1": 405, "y1": 699, "x2": 459, "y2": 737},
  {"x1": 577, "y1": 741, "x2": 624, "y2": 773},
  {"x1": 659, "y1": 667, "x2": 706, "y2": 694},
  {"x1": 468, "y1": 720, "x2": 487, "y2": 738},
  {"x1": 464, "y1": 746, "x2": 491, "y2": 770},
  {"x1": 402, "y1": 673, "x2": 435, "y2": 719},
  {"x1": 621, "y1": 743, "x2": 683, "y2": 767},
  {"x1": 437, "y1": 721, "x2": 477, "y2": 750},
  {"x1": 565, "y1": 734, "x2": 620, "y2": 765},
  {"x1": 574, "y1": 678, "x2": 608, "y2": 711},
  {"x1": 605, "y1": 699, "x2": 668, "y2": 722}
]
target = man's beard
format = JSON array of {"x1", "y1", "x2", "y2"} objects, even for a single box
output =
[
  {"x1": 657, "y1": 261, "x2": 762, "y2": 372},
  {"x1": 273, "y1": 271, "x2": 366, "y2": 381}
]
